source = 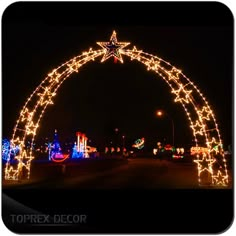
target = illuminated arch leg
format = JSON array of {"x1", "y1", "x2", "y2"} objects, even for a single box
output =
[
  {"x1": 122, "y1": 47, "x2": 228, "y2": 186},
  {"x1": 5, "y1": 48, "x2": 104, "y2": 180}
]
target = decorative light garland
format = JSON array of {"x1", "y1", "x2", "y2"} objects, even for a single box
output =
[
  {"x1": 51, "y1": 154, "x2": 69, "y2": 163},
  {"x1": 4, "y1": 31, "x2": 228, "y2": 186},
  {"x1": 122, "y1": 44, "x2": 228, "y2": 186},
  {"x1": 132, "y1": 138, "x2": 145, "y2": 149}
]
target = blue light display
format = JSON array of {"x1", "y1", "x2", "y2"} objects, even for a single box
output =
[
  {"x1": 72, "y1": 143, "x2": 83, "y2": 158},
  {"x1": 2, "y1": 139, "x2": 20, "y2": 161},
  {"x1": 48, "y1": 130, "x2": 63, "y2": 160},
  {"x1": 2, "y1": 139, "x2": 10, "y2": 161}
]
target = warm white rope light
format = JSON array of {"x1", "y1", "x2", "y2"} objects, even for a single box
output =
[
  {"x1": 5, "y1": 31, "x2": 228, "y2": 186},
  {"x1": 122, "y1": 47, "x2": 228, "y2": 186}
]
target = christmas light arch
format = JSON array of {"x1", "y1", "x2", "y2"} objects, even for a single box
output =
[{"x1": 4, "y1": 31, "x2": 228, "y2": 186}]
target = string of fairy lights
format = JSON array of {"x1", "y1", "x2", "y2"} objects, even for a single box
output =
[
  {"x1": 122, "y1": 46, "x2": 228, "y2": 186},
  {"x1": 4, "y1": 31, "x2": 228, "y2": 186},
  {"x1": 5, "y1": 49, "x2": 104, "y2": 180}
]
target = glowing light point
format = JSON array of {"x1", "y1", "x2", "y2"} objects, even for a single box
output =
[{"x1": 97, "y1": 30, "x2": 130, "y2": 63}]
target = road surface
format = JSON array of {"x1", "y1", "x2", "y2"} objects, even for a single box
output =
[
  {"x1": 3, "y1": 157, "x2": 218, "y2": 189},
  {"x1": 63, "y1": 158, "x2": 199, "y2": 189}
]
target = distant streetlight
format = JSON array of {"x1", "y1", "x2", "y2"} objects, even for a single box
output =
[
  {"x1": 156, "y1": 110, "x2": 175, "y2": 146},
  {"x1": 114, "y1": 128, "x2": 119, "y2": 148},
  {"x1": 122, "y1": 135, "x2": 125, "y2": 149}
]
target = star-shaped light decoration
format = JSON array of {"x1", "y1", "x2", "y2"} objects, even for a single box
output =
[
  {"x1": 212, "y1": 170, "x2": 228, "y2": 186},
  {"x1": 97, "y1": 30, "x2": 130, "y2": 63},
  {"x1": 20, "y1": 108, "x2": 33, "y2": 122},
  {"x1": 11, "y1": 137, "x2": 24, "y2": 148},
  {"x1": 207, "y1": 137, "x2": 217, "y2": 146},
  {"x1": 15, "y1": 151, "x2": 34, "y2": 179},
  {"x1": 168, "y1": 67, "x2": 182, "y2": 81},
  {"x1": 15, "y1": 150, "x2": 32, "y2": 162},
  {"x1": 172, "y1": 84, "x2": 192, "y2": 104},
  {"x1": 146, "y1": 57, "x2": 160, "y2": 71},
  {"x1": 207, "y1": 137, "x2": 221, "y2": 154},
  {"x1": 130, "y1": 46, "x2": 142, "y2": 61},
  {"x1": 191, "y1": 120, "x2": 205, "y2": 136},
  {"x1": 198, "y1": 106, "x2": 212, "y2": 121},
  {"x1": 25, "y1": 121, "x2": 39, "y2": 135},
  {"x1": 67, "y1": 58, "x2": 80, "y2": 73},
  {"x1": 6, "y1": 166, "x2": 18, "y2": 180},
  {"x1": 37, "y1": 87, "x2": 56, "y2": 106},
  {"x1": 194, "y1": 153, "x2": 215, "y2": 174},
  {"x1": 48, "y1": 69, "x2": 61, "y2": 83}
]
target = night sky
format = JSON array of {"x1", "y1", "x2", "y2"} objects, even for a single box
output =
[{"x1": 2, "y1": 2, "x2": 233, "y2": 150}]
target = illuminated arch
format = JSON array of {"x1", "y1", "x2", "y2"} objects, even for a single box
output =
[{"x1": 4, "y1": 31, "x2": 228, "y2": 186}]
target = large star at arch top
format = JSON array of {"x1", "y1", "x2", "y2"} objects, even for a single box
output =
[{"x1": 97, "y1": 31, "x2": 130, "y2": 63}]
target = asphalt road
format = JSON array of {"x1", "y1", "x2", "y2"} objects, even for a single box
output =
[
  {"x1": 3, "y1": 158, "x2": 206, "y2": 189},
  {"x1": 3, "y1": 157, "x2": 232, "y2": 189},
  {"x1": 63, "y1": 158, "x2": 198, "y2": 189}
]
